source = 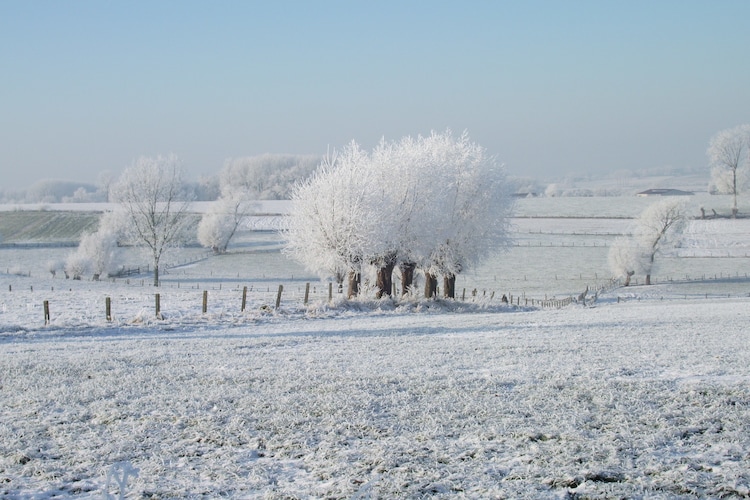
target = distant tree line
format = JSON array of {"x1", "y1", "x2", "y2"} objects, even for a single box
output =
[
  {"x1": 0, "y1": 153, "x2": 322, "y2": 204},
  {"x1": 57, "y1": 154, "x2": 323, "y2": 284}
]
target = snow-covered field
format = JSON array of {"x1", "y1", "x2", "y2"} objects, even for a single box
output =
[{"x1": 2, "y1": 195, "x2": 750, "y2": 498}]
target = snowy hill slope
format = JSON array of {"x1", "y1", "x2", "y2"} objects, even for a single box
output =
[{"x1": 0, "y1": 210, "x2": 101, "y2": 244}]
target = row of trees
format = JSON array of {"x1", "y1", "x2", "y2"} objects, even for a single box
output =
[
  {"x1": 3, "y1": 154, "x2": 324, "y2": 204},
  {"x1": 61, "y1": 154, "x2": 321, "y2": 285},
  {"x1": 283, "y1": 130, "x2": 514, "y2": 298},
  {"x1": 60, "y1": 124, "x2": 746, "y2": 292}
]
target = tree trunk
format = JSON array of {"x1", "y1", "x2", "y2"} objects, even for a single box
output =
[
  {"x1": 153, "y1": 263, "x2": 160, "y2": 287},
  {"x1": 733, "y1": 170, "x2": 738, "y2": 218},
  {"x1": 376, "y1": 261, "x2": 396, "y2": 299},
  {"x1": 443, "y1": 274, "x2": 456, "y2": 299},
  {"x1": 624, "y1": 270, "x2": 634, "y2": 286},
  {"x1": 424, "y1": 272, "x2": 438, "y2": 298},
  {"x1": 347, "y1": 270, "x2": 360, "y2": 298},
  {"x1": 399, "y1": 262, "x2": 416, "y2": 295},
  {"x1": 645, "y1": 251, "x2": 656, "y2": 286}
]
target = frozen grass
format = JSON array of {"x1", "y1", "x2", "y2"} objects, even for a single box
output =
[{"x1": 1, "y1": 297, "x2": 750, "y2": 498}]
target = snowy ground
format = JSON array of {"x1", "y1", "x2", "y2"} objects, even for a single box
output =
[
  {"x1": 2, "y1": 195, "x2": 750, "y2": 498},
  {"x1": 2, "y1": 292, "x2": 750, "y2": 499}
]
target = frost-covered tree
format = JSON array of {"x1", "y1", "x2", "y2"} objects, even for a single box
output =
[
  {"x1": 220, "y1": 154, "x2": 321, "y2": 200},
  {"x1": 47, "y1": 259, "x2": 64, "y2": 278},
  {"x1": 76, "y1": 231, "x2": 119, "y2": 279},
  {"x1": 185, "y1": 175, "x2": 221, "y2": 201},
  {"x1": 97, "y1": 170, "x2": 115, "y2": 202},
  {"x1": 415, "y1": 131, "x2": 513, "y2": 298},
  {"x1": 65, "y1": 211, "x2": 125, "y2": 280},
  {"x1": 633, "y1": 199, "x2": 687, "y2": 285},
  {"x1": 64, "y1": 251, "x2": 89, "y2": 280},
  {"x1": 608, "y1": 237, "x2": 644, "y2": 286},
  {"x1": 197, "y1": 188, "x2": 257, "y2": 254},
  {"x1": 112, "y1": 154, "x2": 192, "y2": 286},
  {"x1": 364, "y1": 135, "x2": 440, "y2": 297},
  {"x1": 707, "y1": 124, "x2": 750, "y2": 217},
  {"x1": 284, "y1": 142, "x2": 374, "y2": 298}
]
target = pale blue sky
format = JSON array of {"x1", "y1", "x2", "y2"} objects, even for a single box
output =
[{"x1": 2, "y1": 0, "x2": 749, "y2": 188}]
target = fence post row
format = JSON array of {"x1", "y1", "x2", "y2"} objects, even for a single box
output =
[{"x1": 31, "y1": 278, "x2": 622, "y2": 325}]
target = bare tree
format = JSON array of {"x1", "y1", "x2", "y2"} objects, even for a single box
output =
[
  {"x1": 708, "y1": 124, "x2": 750, "y2": 217},
  {"x1": 112, "y1": 154, "x2": 192, "y2": 286}
]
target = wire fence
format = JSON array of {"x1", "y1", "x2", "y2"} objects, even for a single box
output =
[
  {"x1": 4, "y1": 249, "x2": 750, "y2": 328},
  {"x1": 6, "y1": 272, "x2": 750, "y2": 328}
]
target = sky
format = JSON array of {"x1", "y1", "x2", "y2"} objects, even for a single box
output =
[{"x1": 1, "y1": 0, "x2": 749, "y2": 189}]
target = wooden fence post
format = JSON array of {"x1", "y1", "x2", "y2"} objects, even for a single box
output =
[
  {"x1": 241, "y1": 286, "x2": 247, "y2": 312},
  {"x1": 43, "y1": 300, "x2": 50, "y2": 325},
  {"x1": 106, "y1": 297, "x2": 112, "y2": 322},
  {"x1": 275, "y1": 285, "x2": 283, "y2": 309},
  {"x1": 304, "y1": 282, "x2": 310, "y2": 305},
  {"x1": 155, "y1": 293, "x2": 161, "y2": 318},
  {"x1": 202, "y1": 290, "x2": 208, "y2": 314}
]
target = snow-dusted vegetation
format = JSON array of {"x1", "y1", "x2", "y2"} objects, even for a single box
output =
[
  {"x1": 1, "y1": 195, "x2": 750, "y2": 498},
  {"x1": 285, "y1": 131, "x2": 513, "y2": 299}
]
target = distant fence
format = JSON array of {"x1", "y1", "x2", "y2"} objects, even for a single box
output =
[
  {"x1": 111, "y1": 250, "x2": 214, "y2": 278},
  {"x1": 0, "y1": 241, "x2": 78, "y2": 248},
  {"x1": 624, "y1": 271, "x2": 750, "y2": 287}
]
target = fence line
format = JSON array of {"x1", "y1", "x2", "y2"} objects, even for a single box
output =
[
  {"x1": 9, "y1": 276, "x2": 750, "y2": 326},
  {"x1": 7, "y1": 266, "x2": 750, "y2": 325},
  {"x1": 15, "y1": 281, "x2": 590, "y2": 326}
]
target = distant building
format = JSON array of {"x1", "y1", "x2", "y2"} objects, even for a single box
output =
[{"x1": 636, "y1": 188, "x2": 694, "y2": 197}]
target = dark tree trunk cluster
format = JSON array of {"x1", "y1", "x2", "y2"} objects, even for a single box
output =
[{"x1": 346, "y1": 263, "x2": 459, "y2": 300}]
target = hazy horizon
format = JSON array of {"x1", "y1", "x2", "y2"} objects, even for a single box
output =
[{"x1": 2, "y1": 1, "x2": 749, "y2": 189}]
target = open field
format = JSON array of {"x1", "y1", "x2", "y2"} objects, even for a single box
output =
[
  {"x1": 0, "y1": 211, "x2": 100, "y2": 244},
  {"x1": 1, "y1": 195, "x2": 750, "y2": 498}
]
